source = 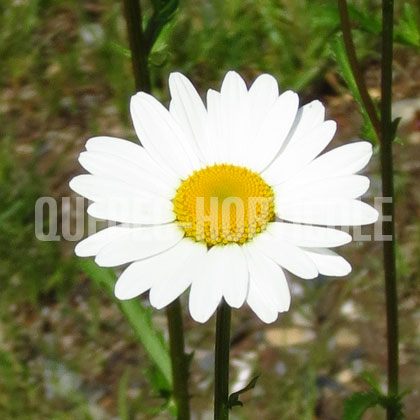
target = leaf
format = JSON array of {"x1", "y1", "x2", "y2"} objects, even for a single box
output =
[
  {"x1": 349, "y1": 2, "x2": 419, "y2": 48},
  {"x1": 343, "y1": 391, "x2": 380, "y2": 420},
  {"x1": 330, "y1": 35, "x2": 378, "y2": 143},
  {"x1": 343, "y1": 391, "x2": 381, "y2": 420},
  {"x1": 145, "y1": 0, "x2": 179, "y2": 54},
  {"x1": 395, "y1": 3, "x2": 420, "y2": 48},
  {"x1": 145, "y1": 367, "x2": 172, "y2": 400},
  {"x1": 109, "y1": 41, "x2": 132, "y2": 58},
  {"x1": 79, "y1": 260, "x2": 173, "y2": 389},
  {"x1": 348, "y1": 4, "x2": 381, "y2": 35},
  {"x1": 344, "y1": 373, "x2": 407, "y2": 420},
  {"x1": 360, "y1": 372, "x2": 382, "y2": 394},
  {"x1": 391, "y1": 117, "x2": 402, "y2": 142},
  {"x1": 228, "y1": 375, "x2": 260, "y2": 409},
  {"x1": 118, "y1": 368, "x2": 131, "y2": 420}
]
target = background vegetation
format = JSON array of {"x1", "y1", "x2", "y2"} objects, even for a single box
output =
[{"x1": 1, "y1": 0, "x2": 419, "y2": 418}]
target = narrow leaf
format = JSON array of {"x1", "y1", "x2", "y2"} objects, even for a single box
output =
[
  {"x1": 348, "y1": 3, "x2": 419, "y2": 48},
  {"x1": 348, "y1": 4, "x2": 381, "y2": 35},
  {"x1": 395, "y1": 3, "x2": 420, "y2": 47},
  {"x1": 109, "y1": 41, "x2": 132, "y2": 58},
  {"x1": 118, "y1": 368, "x2": 131, "y2": 420},
  {"x1": 390, "y1": 117, "x2": 402, "y2": 142},
  {"x1": 145, "y1": 0, "x2": 179, "y2": 53},
  {"x1": 331, "y1": 35, "x2": 378, "y2": 143},
  {"x1": 228, "y1": 375, "x2": 260, "y2": 409},
  {"x1": 343, "y1": 391, "x2": 381, "y2": 420}
]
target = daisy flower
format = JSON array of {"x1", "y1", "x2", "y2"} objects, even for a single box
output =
[{"x1": 70, "y1": 71, "x2": 378, "y2": 323}]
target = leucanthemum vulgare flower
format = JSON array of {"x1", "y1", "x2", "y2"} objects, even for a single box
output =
[{"x1": 70, "y1": 71, "x2": 378, "y2": 323}]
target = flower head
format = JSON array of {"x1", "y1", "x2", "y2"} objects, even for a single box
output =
[{"x1": 70, "y1": 71, "x2": 378, "y2": 323}]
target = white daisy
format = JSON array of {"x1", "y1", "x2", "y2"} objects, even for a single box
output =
[{"x1": 70, "y1": 71, "x2": 378, "y2": 323}]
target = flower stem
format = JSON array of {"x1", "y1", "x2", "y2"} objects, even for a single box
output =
[
  {"x1": 122, "y1": 0, "x2": 151, "y2": 93},
  {"x1": 166, "y1": 299, "x2": 191, "y2": 420},
  {"x1": 214, "y1": 300, "x2": 231, "y2": 420},
  {"x1": 380, "y1": 1, "x2": 399, "y2": 418},
  {"x1": 338, "y1": 0, "x2": 400, "y2": 417},
  {"x1": 122, "y1": 3, "x2": 190, "y2": 418},
  {"x1": 337, "y1": 0, "x2": 381, "y2": 140}
]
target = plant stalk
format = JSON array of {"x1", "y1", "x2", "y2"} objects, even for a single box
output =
[
  {"x1": 122, "y1": 0, "x2": 151, "y2": 93},
  {"x1": 122, "y1": 3, "x2": 190, "y2": 418},
  {"x1": 214, "y1": 301, "x2": 231, "y2": 420},
  {"x1": 166, "y1": 299, "x2": 191, "y2": 420},
  {"x1": 338, "y1": 0, "x2": 400, "y2": 417},
  {"x1": 337, "y1": 0, "x2": 381, "y2": 140},
  {"x1": 380, "y1": 1, "x2": 399, "y2": 418}
]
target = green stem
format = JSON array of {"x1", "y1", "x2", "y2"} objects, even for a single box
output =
[
  {"x1": 338, "y1": 0, "x2": 400, "y2": 417},
  {"x1": 214, "y1": 301, "x2": 231, "y2": 420},
  {"x1": 337, "y1": 0, "x2": 381, "y2": 140},
  {"x1": 122, "y1": 0, "x2": 151, "y2": 92},
  {"x1": 122, "y1": 3, "x2": 190, "y2": 418},
  {"x1": 380, "y1": 1, "x2": 399, "y2": 418},
  {"x1": 166, "y1": 299, "x2": 191, "y2": 420}
]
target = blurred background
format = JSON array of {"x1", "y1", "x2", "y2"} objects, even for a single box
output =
[{"x1": 1, "y1": 0, "x2": 419, "y2": 419}]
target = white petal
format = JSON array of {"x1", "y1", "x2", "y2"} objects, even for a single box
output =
[
  {"x1": 280, "y1": 100, "x2": 325, "y2": 151},
  {"x1": 303, "y1": 248, "x2": 352, "y2": 277},
  {"x1": 275, "y1": 175, "x2": 370, "y2": 203},
  {"x1": 95, "y1": 223, "x2": 184, "y2": 267},
  {"x1": 266, "y1": 222, "x2": 352, "y2": 248},
  {"x1": 87, "y1": 196, "x2": 175, "y2": 225},
  {"x1": 213, "y1": 244, "x2": 249, "y2": 308},
  {"x1": 278, "y1": 199, "x2": 379, "y2": 226},
  {"x1": 130, "y1": 92, "x2": 200, "y2": 178},
  {"x1": 189, "y1": 246, "x2": 234, "y2": 323},
  {"x1": 263, "y1": 120, "x2": 337, "y2": 185},
  {"x1": 248, "y1": 90, "x2": 299, "y2": 172},
  {"x1": 283, "y1": 141, "x2": 374, "y2": 188},
  {"x1": 248, "y1": 74, "x2": 279, "y2": 103},
  {"x1": 243, "y1": 246, "x2": 291, "y2": 322},
  {"x1": 78, "y1": 151, "x2": 176, "y2": 199},
  {"x1": 149, "y1": 239, "x2": 207, "y2": 309},
  {"x1": 69, "y1": 174, "x2": 175, "y2": 207},
  {"x1": 85, "y1": 136, "x2": 175, "y2": 182},
  {"x1": 70, "y1": 174, "x2": 144, "y2": 202},
  {"x1": 115, "y1": 262, "x2": 158, "y2": 300},
  {"x1": 219, "y1": 71, "x2": 249, "y2": 165},
  {"x1": 114, "y1": 240, "x2": 203, "y2": 300},
  {"x1": 168, "y1": 72, "x2": 208, "y2": 161},
  {"x1": 206, "y1": 89, "x2": 225, "y2": 163},
  {"x1": 253, "y1": 232, "x2": 318, "y2": 279},
  {"x1": 75, "y1": 225, "x2": 134, "y2": 257},
  {"x1": 241, "y1": 74, "x2": 279, "y2": 167},
  {"x1": 246, "y1": 283, "x2": 279, "y2": 323}
]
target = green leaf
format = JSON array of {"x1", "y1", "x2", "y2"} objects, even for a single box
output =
[
  {"x1": 330, "y1": 35, "x2": 378, "y2": 143},
  {"x1": 348, "y1": 4, "x2": 381, "y2": 35},
  {"x1": 228, "y1": 375, "x2": 260, "y2": 409},
  {"x1": 395, "y1": 3, "x2": 420, "y2": 47},
  {"x1": 344, "y1": 373, "x2": 407, "y2": 420},
  {"x1": 109, "y1": 42, "x2": 132, "y2": 58},
  {"x1": 360, "y1": 372, "x2": 383, "y2": 394},
  {"x1": 118, "y1": 368, "x2": 131, "y2": 420},
  {"x1": 390, "y1": 117, "x2": 402, "y2": 142},
  {"x1": 79, "y1": 260, "x2": 172, "y2": 389},
  {"x1": 348, "y1": 2, "x2": 419, "y2": 48},
  {"x1": 343, "y1": 391, "x2": 381, "y2": 420},
  {"x1": 145, "y1": 0, "x2": 179, "y2": 54}
]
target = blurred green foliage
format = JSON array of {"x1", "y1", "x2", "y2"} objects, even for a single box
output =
[
  {"x1": 0, "y1": 136, "x2": 76, "y2": 307},
  {"x1": 1, "y1": 0, "x2": 419, "y2": 419}
]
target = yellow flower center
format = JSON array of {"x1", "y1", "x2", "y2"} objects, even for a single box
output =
[{"x1": 173, "y1": 164, "x2": 275, "y2": 246}]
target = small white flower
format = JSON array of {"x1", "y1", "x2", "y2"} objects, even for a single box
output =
[{"x1": 70, "y1": 71, "x2": 378, "y2": 323}]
